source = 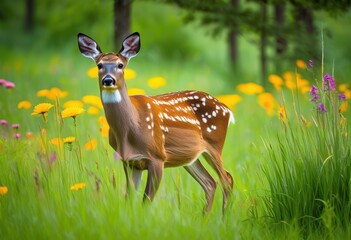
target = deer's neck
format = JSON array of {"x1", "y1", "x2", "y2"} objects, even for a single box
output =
[{"x1": 101, "y1": 87, "x2": 140, "y2": 143}]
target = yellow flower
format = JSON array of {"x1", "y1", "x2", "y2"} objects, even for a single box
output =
[
  {"x1": 296, "y1": 59, "x2": 306, "y2": 69},
  {"x1": 31, "y1": 103, "x2": 54, "y2": 118},
  {"x1": 63, "y1": 137, "x2": 76, "y2": 144},
  {"x1": 98, "y1": 116, "x2": 110, "y2": 137},
  {"x1": 70, "y1": 182, "x2": 86, "y2": 191},
  {"x1": 61, "y1": 107, "x2": 85, "y2": 119},
  {"x1": 50, "y1": 138, "x2": 63, "y2": 148},
  {"x1": 82, "y1": 95, "x2": 103, "y2": 109},
  {"x1": 0, "y1": 186, "x2": 8, "y2": 195},
  {"x1": 37, "y1": 88, "x2": 68, "y2": 100},
  {"x1": 338, "y1": 84, "x2": 349, "y2": 92},
  {"x1": 63, "y1": 100, "x2": 84, "y2": 109},
  {"x1": 125, "y1": 68, "x2": 137, "y2": 80},
  {"x1": 237, "y1": 83, "x2": 264, "y2": 95},
  {"x1": 128, "y1": 88, "x2": 146, "y2": 96},
  {"x1": 84, "y1": 138, "x2": 97, "y2": 150},
  {"x1": 148, "y1": 76, "x2": 167, "y2": 89},
  {"x1": 268, "y1": 74, "x2": 284, "y2": 91},
  {"x1": 345, "y1": 90, "x2": 351, "y2": 99},
  {"x1": 216, "y1": 94, "x2": 241, "y2": 109},
  {"x1": 278, "y1": 104, "x2": 287, "y2": 123},
  {"x1": 87, "y1": 106, "x2": 100, "y2": 115},
  {"x1": 339, "y1": 101, "x2": 348, "y2": 113},
  {"x1": 258, "y1": 92, "x2": 276, "y2": 116},
  {"x1": 36, "y1": 89, "x2": 49, "y2": 97},
  {"x1": 87, "y1": 66, "x2": 98, "y2": 78},
  {"x1": 18, "y1": 100, "x2": 32, "y2": 109}
]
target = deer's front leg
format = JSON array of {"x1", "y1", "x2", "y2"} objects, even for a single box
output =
[
  {"x1": 122, "y1": 161, "x2": 131, "y2": 197},
  {"x1": 143, "y1": 160, "x2": 164, "y2": 202}
]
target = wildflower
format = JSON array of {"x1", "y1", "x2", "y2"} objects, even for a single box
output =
[
  {"x1": 258, "y1": 93, "x2": 276, "y2": 116},
  {"x1": 49, "y1": 152, "x2": 57, "y2": 163},
  {"x1": 338, "y1": 93, "x2": 347, "y2": 101},
  {"x1": 128, "y1": 88, "x2": 146, "y2": 96},
  {"x1": 278, "y1": 105, "x2": 287, "y2": 123},
  {"x1": 82, "y1": 95, "x2": 103, "y2": 109},
  {"x1": 338, "y1": 84, "x2": 349, "y2": 92},
  {"x1": 339, "y1": 101, "x2": 348, "y2": 113},
  {"x1": 27, "y1": 132, "x2": 33, "y2": 139},
  {"x1": 148, "y1": 76, "x2": 167, "y2": 89},
  {"x1": 1, "y1": 120, "x2": 8, "y2": 126},
  {"x1": 0, "y1": 79, "x2": 7, "y2": 85},
  {"x1": 31, "y1": 103, "x2": 54, "y2": 122},
  {"x1": 87, "y1": 66, "x2": 98, "y2": 78},
  {"x1": 13, "y1": 133, "x2": 21, "y2": 139},
  {"x1": 63, "y1": 100, "x2": 84, "y2": 109},
  {"x1": 308, "y1": 59, "x2": 313, "y2": 69},
  {"x1": 36, "y1": 88, "x2": 68, "y2": 100},
  {"x1": 36, "y1": 89, "x2": 50, "y2": 97},
  {"x1": 11, "y1": 124, "x2": 20, "y2": 129},
  {"x1": 61, "y1": 107, "x2": 85, "y2": 119},
  {"x1": 63, "y1": 137, "x2": 76, "y2": 144},
  {"x1": 50, "y1": 138, "x2": 63, "y2": 147},
  {"x1": 323, "y1": 73, "x2": 336, "y2": 91},
  {"x1": 0, "y1": 186, "x2": 8, "y2": 195},
  {"x1": 268, "y1": 74, "x2": 284, "y2": 91},
  {"x1": 85, "y1": 138, "x2": 97, "y2": 150},
  {"x1": 18, "y1": 100, "x2": 31, "y2": 109},
  {"x1": 237, "y1": 83, "x2": 264, "y2": 95},
  {"x1": 216, "y1": 94, "x2": 241, "y2": 109},
  {"x1": 99, "y1": 116, "x2": 109, "y2": 137},
  {"x1": 125, "y1": 68, "x2": 137, "y2": 80},
  {"x1": 317, "y1": 103, "x2": 327, "y2": 113},
  {"x1": 4, "y1": 81, "x2": 15, "y2": 89},
  {"x1": 296, "y1": 59, "x2": 306, "y2": 69},
  {"x1": 87, "y1": 106, "x2": 99, "y2": 115},
  {"x1": 70, "y1": 182, "x2": 86, "y2": 191},
  {"x1": 310, "y1": 85, "x2": 319, "y2": 102}
]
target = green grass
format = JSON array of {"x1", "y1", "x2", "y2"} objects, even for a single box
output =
[{"x1": 1, "y1": 1, "x2": 351, "y2": 239}]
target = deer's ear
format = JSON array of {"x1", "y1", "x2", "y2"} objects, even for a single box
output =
[
  {"x1": 119, "y1": 32, "x2": 140, "y2": 59},
  {"x1": 77, "y1": 33, "x2": 102, "y2": 60}
]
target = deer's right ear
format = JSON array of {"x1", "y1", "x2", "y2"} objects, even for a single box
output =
[{"x1": 77, "y1": 33, "x2": 102, "y2": 60}]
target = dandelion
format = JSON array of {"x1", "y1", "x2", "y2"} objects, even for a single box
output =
[
  {"x1": 99, "y1": 116, "x2": 109, "y2": 137},
  {"x1": 82, "y1": 95, "x2": 103, "y2": 109},
  {"x1": 147, "y1": 76, "x2": 167, "y2": 89},
  {"x1": 70, "y1": 182, "x2": 86, "y2": 191},
  {"x1": 63, "y1": 136, "x2": 76, "y2": 144},
  {"x1": 338, "y1": 84, "x2": 349, "y2": 92},
  {"x1": 87, "y1": 106, "x2": 100, "y2": 115},
  {"x1": 18, "y1": 100, "x2": 32, "y2": 109},
  {"x1": 50, "y1": 138, "x2": 63, "y2": 147},
  {"x1": 36, "y1": 87, "x2": 68, "y2": 100},
  {"x1": 0, "y1": 186, "x2": 8, "y2": 195},
  {"x1": 128, "y1": 88, "x2": 146, "y2": 96},
  {"x1": 31, "y1": 103, "x2": 54, "y2": 122},
  {"x1": 339, "y1": 101, "x2": 348, "y2": 113},
  {"x1": 36, "y1": 89, "x2": 50, "y2": 97},
  {"x1": 237, "y1": 83, "x2": 264, "y2": 95},
  {"x1": 85, "y1": 138, "x2": 97, "y2": 150},
  {"x1": 323, "y1": 73, "x2": 336, "y2": 91},
  {"x1": 61, "y1": 107, "x2": 85, "y2": 119},
  {"x1": 125, "y1": 68, "x2": 137, "y2": 80},
  {"x1": 317, "y1": 103, "x2": 327, "y2": 113},
  {"x1": 216, "y1": 94, "x2": 241, "y2": 109},
  {"x1": 63, "y1": 100, "x2": 84, "y2": 109},
  {"x1": 87, "y1": 66, "x2": 98, "y2": 78},
  {"x1": 296, "y1": 59, "x2": 306, "y2": 69}
]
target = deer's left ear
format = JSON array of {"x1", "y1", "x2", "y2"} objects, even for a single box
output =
[
  {"x1": 119, "y1": 32, "x2": 140, "y2": 59},
  {"x1": 77, "y1": 33, "x2": 102, "y2": 60}
]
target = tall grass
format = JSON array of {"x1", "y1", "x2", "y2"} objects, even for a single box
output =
[{"x1": 262, "y1": 66, "x2": 351, "y2": 234}]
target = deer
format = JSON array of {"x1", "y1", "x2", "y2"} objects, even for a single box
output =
[{"x1": 77, "y1": 32, "x2": 235, "y2": 213}]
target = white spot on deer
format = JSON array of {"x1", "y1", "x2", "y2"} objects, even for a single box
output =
[
  {"x1": 101, "y1": 90, "x2": 122, "y2": 103},
  {"x1": 147, "y1": 103, "x2": 151, "y2": 109},
  {"x1": 207, "y1": 127, "x2": 212, "y2": 133},
  {"x1": 211, "y1": 125, "x2": 217, "y2": 130},
  {"x1": 147, "y1": 125, "x2": 152, "y2": 130},
  {"x1": 202, "y1": 118, "x2": 207, "y2": 123},
  {"x1": 212, "y1": 111, "x2": 217, "y2": 117},
  {"x1": 194, "y1": 95, "x2": 199, "y2": 100},
  {"x1": 216, "y1": 105, "x2": 220, "y2": 110},
  {"x1": 146, "y1": 117, "x2": 150, "y2": 122},
  {"x1": 193, "y1": 107, "x2": 198, "y2": 111}
]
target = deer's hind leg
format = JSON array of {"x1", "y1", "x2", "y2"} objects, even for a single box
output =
[
  {"x1": 203, "y1": 152, "x2": 233, "y2": 213},
  {"x1": 184, "y1": 159, "x2": 217, "y2": 214}
]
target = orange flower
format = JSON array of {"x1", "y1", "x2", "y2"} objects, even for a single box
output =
[
  {"x1": 37, "y1": 87, "x2": 68, "y2": 100},
  {"x1": 278, "y1": 104, "x2": 287, "y2": 123},
  {"x1": 237, "y1": 83, "x2": 264, "y2": 95},
  {"x1": 296, "y1": 59, "x2": 306, "y2": 69},
  {"x1": 0, "y1": 186, "x2": 8, "y2": 195},
  {"x1": 18, "y1": 100, "x2": 32, "y2": 109},
  {"x1": 258, "y1": 92, "x2": 276, "y2": 116},
  {"x1": 85, "y1": 138, "x2": 97, "y2": 150},
  {"x1": 268, "y1": 74, "x2": 284, "y2": 91},
  {"x1": 50, "y1": 138, "x2": 63, "y2": 148}
]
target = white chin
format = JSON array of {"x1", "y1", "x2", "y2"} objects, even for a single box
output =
[{"x1": 102, "y1": 90, "x2": 122, "y2": 103}]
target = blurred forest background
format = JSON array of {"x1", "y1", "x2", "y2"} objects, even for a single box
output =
[{"x1": 1, "y1": 0, "x2": 351, "y2": 93}]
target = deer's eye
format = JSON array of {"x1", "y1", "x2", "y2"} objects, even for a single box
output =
[
  {"x1": 117, "y1": 63, "x2": 124, "y2": 69},
  {"x1": 97, "y1": 63, "x2": 103, "y2": 70}
]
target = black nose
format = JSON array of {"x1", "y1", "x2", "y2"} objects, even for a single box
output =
[{"x1": 102, "y1": 75, "x2": 115, "y2": 86}]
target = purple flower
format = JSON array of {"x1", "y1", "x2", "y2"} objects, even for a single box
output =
[
  {"x1": 338, "y1": 93, "x2": 347, "y2": 101},
  {"x1": 49, "y1": 152, "x2": 57, "y2": 163},
  {"x1": 323, "y1": 73, "x2": 336, "y2": 91},
  {"x1": 317, "y1": 103, "x2": 327, "y2": 113},
  {"x1": 310, "y1": 85, "x2": 319, "y2": 102},
  {"x1": 308, "y1": 59, "x2": 313, "y2": 69}
]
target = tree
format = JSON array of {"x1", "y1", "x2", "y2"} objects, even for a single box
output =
[{"x1": 114, "y1": 0, "x2": 132, "y2": 51}]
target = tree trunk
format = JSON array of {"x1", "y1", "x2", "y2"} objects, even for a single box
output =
[
  {"x1": 228, "y1": 0, "x2": 239, "y2": 66},
  {"x1": 24, "y1": 0, "x2": 35, "y2": 32},
  {"x1": 274, "y1": 3, "x2": 286, "y2": 55},
  {"x1": 114, "y1": 0, "x2": 132, "y2": 51},
  {"x1": 260, "y1": 0, "x2": 268, "y2": 87}
]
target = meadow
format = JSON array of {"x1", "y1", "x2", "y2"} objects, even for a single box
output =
[{"x1": 1, "y1": 2, "x2": 351, "y2": 239}]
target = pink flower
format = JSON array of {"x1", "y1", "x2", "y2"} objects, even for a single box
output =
[
  {"x1": 11, "y1": 124, "x2": 20, "y2": 129},
  {"x1": 4, "y1": 81, "x2": 15, "y2": 89},
  {"x1": 0, "y1": 79, "x2": 7, "y2": 85},
  {"x1": 13, "y1": 133, "x2": 21, "y2": 139},
  {"x1": 0, "y1": 120, "x2": 8, "y2": 126}
]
